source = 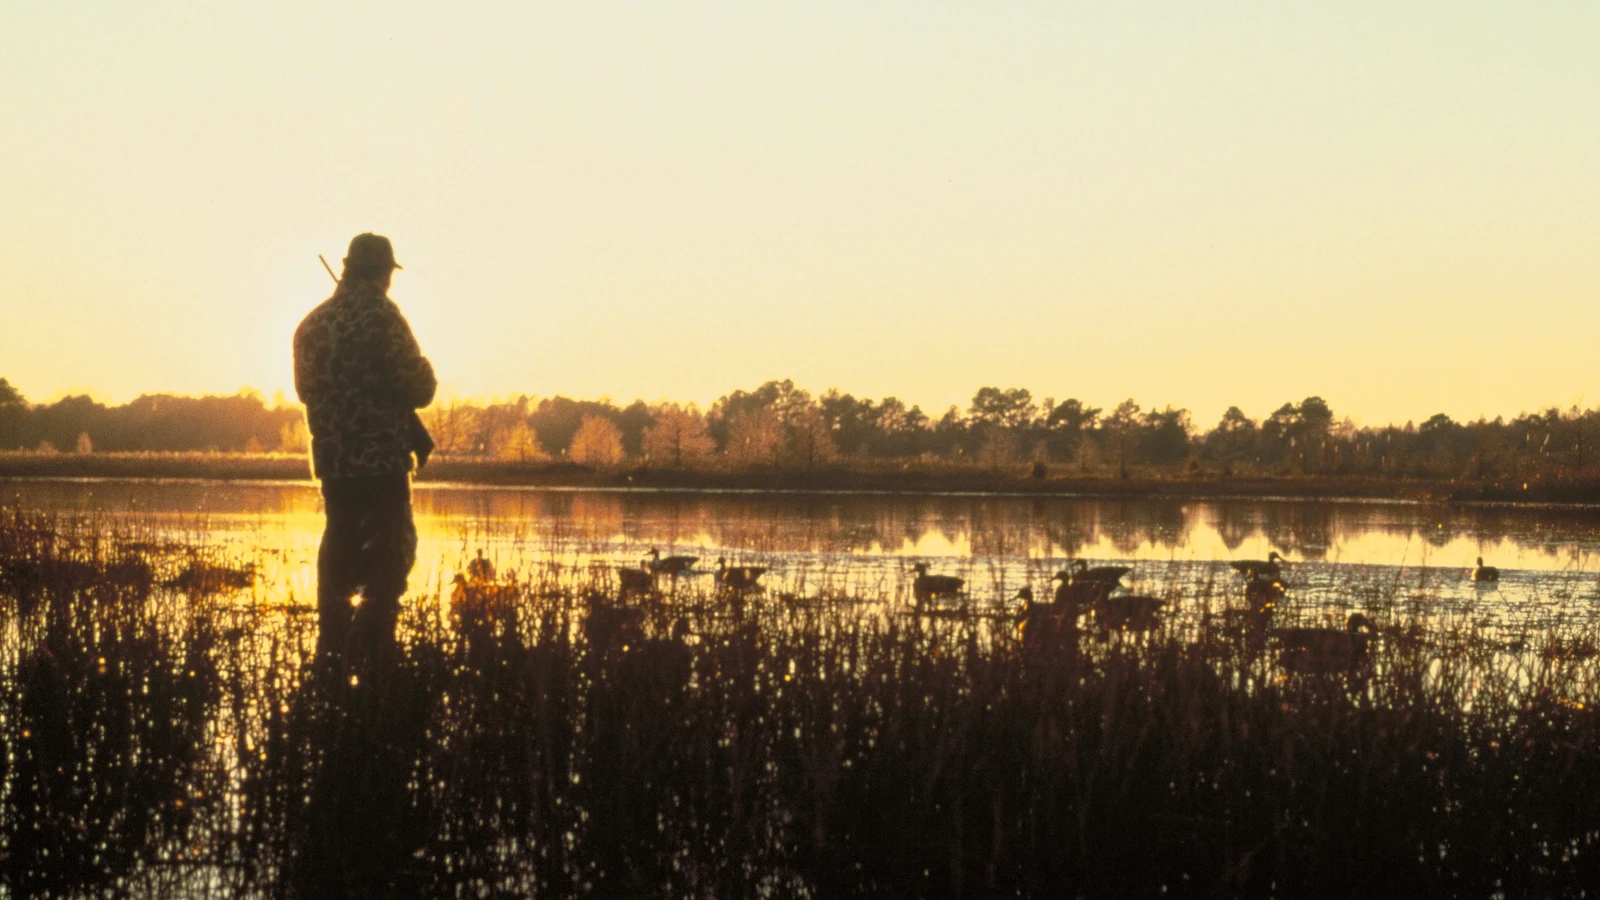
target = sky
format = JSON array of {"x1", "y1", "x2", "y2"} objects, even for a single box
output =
[{"x1": 2, "y1": 2, "x2": 1597, "y2": 428}]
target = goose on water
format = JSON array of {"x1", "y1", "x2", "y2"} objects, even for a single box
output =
[
  {"x1": 911, "y1": 562, "x2": 964, "y2": 603},
  {"x1": 646, "y1": 548, "x2": 699, "y2": 577},
  {"x1": 1231, "y1": 551, "x2": 1284, "y2": 581},
  {"x1": 1472, "y1": 557, "x2": 1499, "y2": 583},
  {"x1": 1274, "y1": 613, "x2": 1376, "y2": 673}
]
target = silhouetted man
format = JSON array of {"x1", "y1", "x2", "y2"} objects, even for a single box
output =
[{"x1": 293, "y1": 233, "x2": 436, "y2": 660}]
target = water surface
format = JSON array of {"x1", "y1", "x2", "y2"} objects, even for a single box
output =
[{"x1": 8, "y1": 477, "x2": 1600, "y2": 629}]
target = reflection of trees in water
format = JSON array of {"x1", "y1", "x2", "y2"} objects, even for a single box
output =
[
  {"x1": 1095, "y1": 501, "x2": 1192, "y2": 557},
  {"x1": 1036, "y1": 503, "x2": 1099, "y2": 558},
  {"x1": 1210, "y1": 502, "x2": 1352, "y2": 560},
  {"x1": 969, "y1": 501, "x2": 1036, "y2": 560},
  {"x1": 1198, "y1": 501, "x2": 1341, "y2": 560},
  {"x1": 31, "y1": 481, "x2": 1600, "y2": 575},
  {"x1": 617, "y1": 495, "x2": 711, "y2": 551},
  {"x1": 1211, "y1": 502, "x2": 1258, "y2": 552},
  {"x1": 566, "y1": 493, "x2": 625, "y2": 543},
  {"x1": 1, "y1": 478, "x2": 325, "y2": 518},
  {"x1": 1257, "y1": 504, "x2": 1335, "y2": 561},
  {"x1": 1458, "y1": 506, "x2": 1600, "y2": 567}
]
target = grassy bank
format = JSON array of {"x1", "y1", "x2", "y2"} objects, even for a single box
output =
[
  {"x1": 2, "y1": 449, "x2": 1576, "y2": 503},
  {"x1": 2, "y1": 508, "x2": 1600, "y2": 897}
]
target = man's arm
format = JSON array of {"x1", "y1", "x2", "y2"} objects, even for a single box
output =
[
  {"x1": 376, "y1": 301, "x2": 438, "y2": 409},
  {"x1": 291, "y1": 318, "x2": 318, "y2": 406}
]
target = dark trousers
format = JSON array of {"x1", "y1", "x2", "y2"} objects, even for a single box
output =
[{"x1": 317, "y1": 474, "x2": 417, "y2": 658}]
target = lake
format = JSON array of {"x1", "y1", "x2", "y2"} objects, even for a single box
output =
[
  {"x1": 8, "y1": 476, "x2": 1600, "y2": 632},
  {"x1": 7, "y1": 477, "x2": 1600, "y2": 896}
]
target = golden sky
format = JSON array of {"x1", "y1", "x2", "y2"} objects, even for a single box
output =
[{"x1": 2, "y1": 2, "x2": 1596, "y2": 427}]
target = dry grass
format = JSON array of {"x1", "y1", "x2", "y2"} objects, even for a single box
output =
[{"x1": 2, "y1": 506, "x2": 1600, "y2": 898}]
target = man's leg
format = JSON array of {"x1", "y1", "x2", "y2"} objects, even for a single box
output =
[
  {"x1": 349, "y1": 474, "x2": 417, "y2": 661},
  {"x1": 316, "y1": 478, "x2": 364, "y2": 658}
]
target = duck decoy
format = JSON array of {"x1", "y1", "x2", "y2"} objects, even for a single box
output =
[
  {"x1": 911, "y1": 562, "x2": 964, "y2": 603},
  {"x1": 1017, "y1": 586, "x2": 1056, "y2": 646},
  {"x1": 466, "y1": 548, "x2": 496, "y2": 583},
  {"x1": 1050, "y1": 569, "x2": 1113, "y2": 614},
  {"x1": 1064, "y1": 559, "x2": 1132, "y2": 587},
  {"x1": 1016, "y1": 587, "x2": 1074, "y2": 652},
  {"x1": 1472, "y1": 557, "x2": 1499, "y2": 583},
  {"x1": 646, "y1": 548, "x2": 699, "y2": 577},
  {"x1": 1274, "y1": 612, "x2": 1376, "y2": 673},
  {"x1": 1231, "y1": 551, "x2": 1284, "y2": 581},
  {"x1": 715, "y1": 557, "x2": 768, "y2": 592}
]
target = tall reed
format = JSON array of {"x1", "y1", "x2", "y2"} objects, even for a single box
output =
[{"x1": 2, "y1": 507, "x2": 1598, "y2": 897}]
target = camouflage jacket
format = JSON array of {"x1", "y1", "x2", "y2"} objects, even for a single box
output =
[{"x1": 293, "y1": 282, "x2": 437, "y2": 479}]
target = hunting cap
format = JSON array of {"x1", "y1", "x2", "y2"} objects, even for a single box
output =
[{"x1": 343, "y1": 232, "x2": 402, "y2": 271}]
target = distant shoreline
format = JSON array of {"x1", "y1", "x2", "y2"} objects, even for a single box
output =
[{"x1": 5, "y1": 451, "x2": 1600, "y2": 507}]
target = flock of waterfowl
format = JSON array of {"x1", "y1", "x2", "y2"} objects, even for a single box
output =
[
  {"x1": 446, "y1": 544, "x2": 1507, "y2": 677},
  {"x1": 999, "y1": 549, "x2": 1496, "y2": 675}
]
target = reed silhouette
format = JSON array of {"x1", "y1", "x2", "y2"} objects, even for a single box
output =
[{"x1": 4, "y1": 509, "x2": 1600, "y2": 896}]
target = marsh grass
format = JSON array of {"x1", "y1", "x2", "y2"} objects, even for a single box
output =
[{"x1": 3, "y1": 507, "x2": 1600, "y2": 897}]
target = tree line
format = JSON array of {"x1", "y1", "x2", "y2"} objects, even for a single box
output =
[{"x1": 3, "y1": 375, "x2": 1597, "y2": 481}]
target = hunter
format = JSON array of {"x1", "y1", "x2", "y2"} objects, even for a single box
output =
[{"x1": 293, "y1": 232, "x2": 436, "y2": 661}]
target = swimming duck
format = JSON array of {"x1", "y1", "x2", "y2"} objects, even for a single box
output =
[{"x1": 1231, "y1": 552, "x2": 1284, "y2": 581}]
